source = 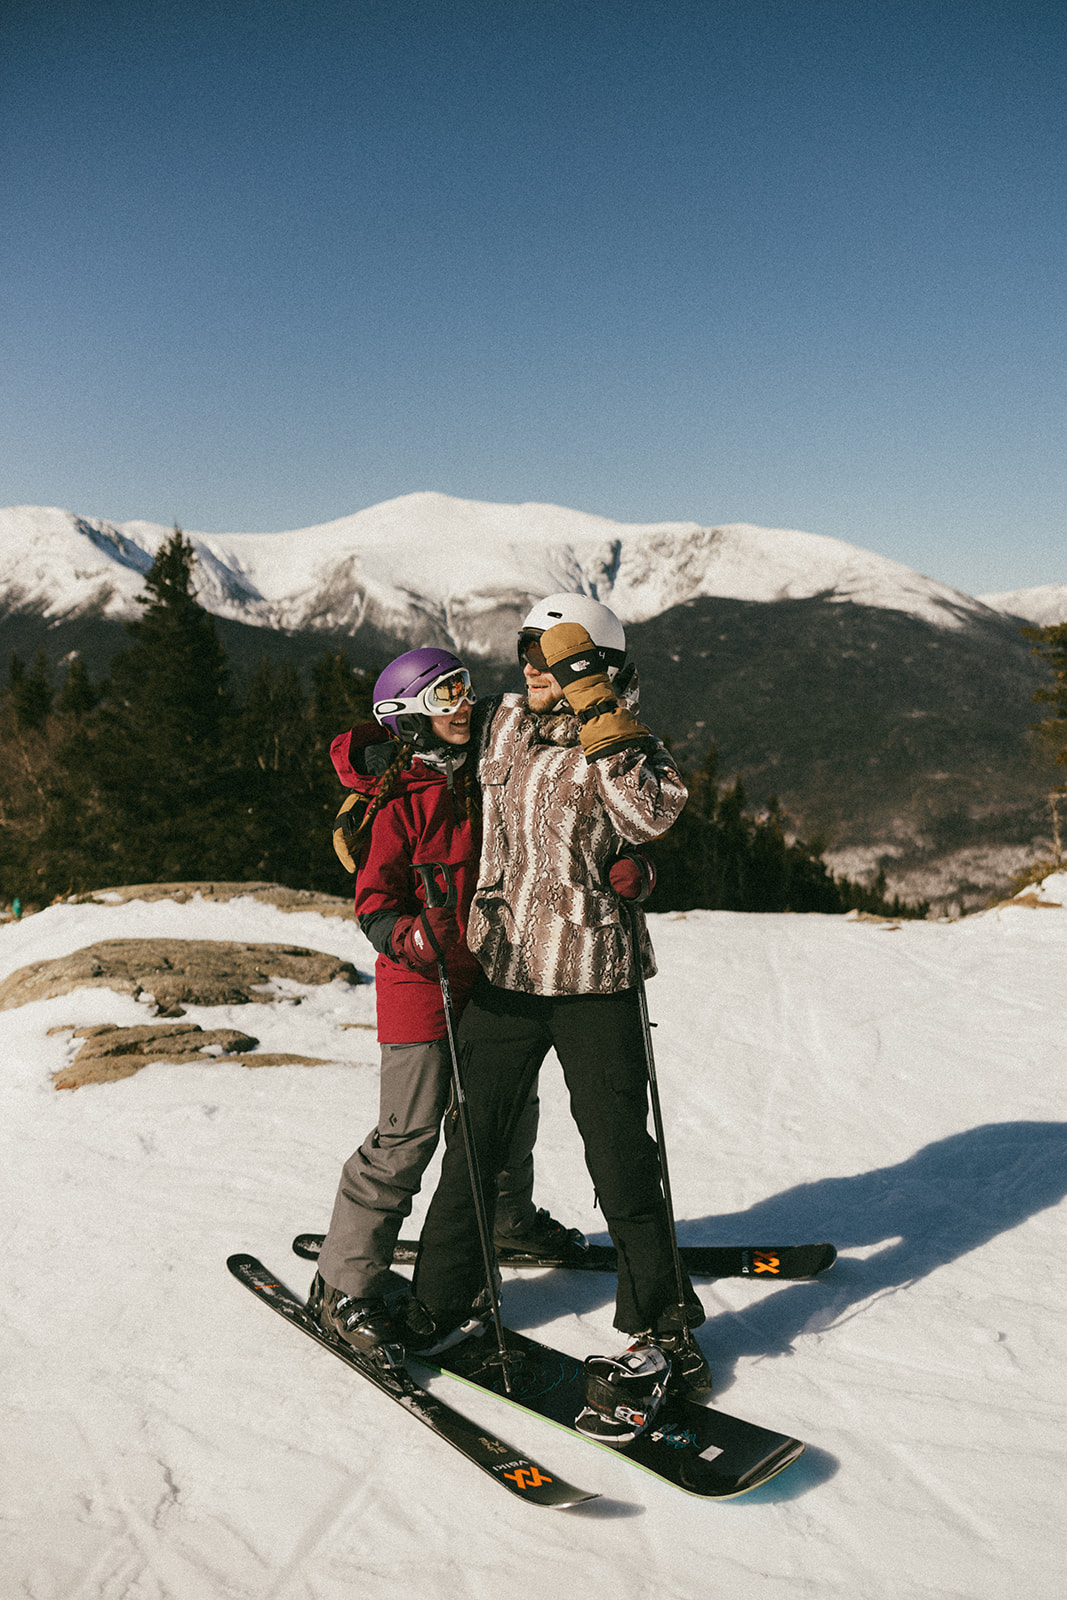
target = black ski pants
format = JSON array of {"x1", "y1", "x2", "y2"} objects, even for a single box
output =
[{"x1": 412, "y1": 979, "x2": 702, "y2": 1335}]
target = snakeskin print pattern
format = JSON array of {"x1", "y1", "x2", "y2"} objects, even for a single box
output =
[{"x1": 466, "y1": 687, "x2": 687, "y2": 996}]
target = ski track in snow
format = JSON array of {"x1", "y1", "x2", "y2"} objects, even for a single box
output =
[{"x1": 1, "y1": 883, "x2": 1065, "y2": 1599}]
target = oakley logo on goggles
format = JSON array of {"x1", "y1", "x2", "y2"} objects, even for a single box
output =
[{"x1": 374, "y1": 667, "x2": 476, "y2": 723}]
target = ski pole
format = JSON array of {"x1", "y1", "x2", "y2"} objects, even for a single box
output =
[
  {"x1": 614, "y1": 854, "x2": 691, "y2": 1327},
  {"x1": 415, "y1": 862, "x2": 515, "y2": 1392}
]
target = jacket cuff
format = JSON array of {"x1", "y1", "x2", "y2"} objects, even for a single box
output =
[
  {"x1": 582, "y1": 734, "x2": 657, "y2": 761},
  {"x1": 358, "y1": 909, "x2": 400, "y2": 957}
]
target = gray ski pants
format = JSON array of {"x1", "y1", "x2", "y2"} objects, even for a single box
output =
[{"x1": 316, "y1": 1038, "x2": 540, "y2": 1299}]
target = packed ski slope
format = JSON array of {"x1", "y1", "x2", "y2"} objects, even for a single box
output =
[{"x1": 1, "y1": 882, "x2": 1064, "y2": 1600}]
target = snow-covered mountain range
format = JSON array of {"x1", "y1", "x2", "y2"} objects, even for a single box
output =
[
  {"x1": 978, "y1": 581, "x2": 1067, "y2": 628},
  {"x1": 3, "y1": 495, "x2": 1059, "y2": 658},
  {"x1": 2, "y1": 496, "x2": 1058, "y2": 905}
]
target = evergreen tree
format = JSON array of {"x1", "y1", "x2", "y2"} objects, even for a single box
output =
[
  {"x1": 1016, "y1": 619, "x2": 1067, "y2": 880},
  {"x1": 305, "y1": 648, "x2": 377, "y2": 890},
  {"x1": 0, "y1": 660, "x2": 54, "y2": 903},
  {"x1": 311, "y1": 648, "x2": 376, "y2": 746},
  {"x1": 230, "y1": 647, "x2": 376, "y2": 891},
  {"x1": 746, "y1": 796, "x2": 791, "y2": 912},
  {"x1": 8, "y1": 649, "x2": 54, "y2": 731},
  {"x1": 1024, "y1": 621, "x2": 1067, "y2": 768},
  {"x1": 0, "y1": 653, "x2": 101, "y2": 905},
  {"x1": 55, "y1": 655, "x2": 99, "y2": 717},
  {"x1": 49, "y1": 528, "x2": 242, "y2": 885},
  {"x1": 234, "y1": 656, "x2": 317, "y2": 884}
]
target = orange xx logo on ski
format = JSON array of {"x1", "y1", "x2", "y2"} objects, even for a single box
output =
[
  {"x1": 502, "y1": 1465, "x2": 554, "y2": 1489},
  {"x1": 752, "y1": 1252, "x2": 781, "y2": 1274}
]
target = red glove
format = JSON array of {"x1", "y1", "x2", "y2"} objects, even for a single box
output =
[
  {"x1": 608, "y1": 853, "x2": 656, "y2": 902},
  {"x1": 391, "y1": 908, "x2": 463, "y2": 972}
]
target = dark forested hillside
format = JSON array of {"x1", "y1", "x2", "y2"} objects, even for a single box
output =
[
  {"x1": 628, "y1": 595, "x2": 1053, "y2": 851},
  {"x1": 0, "y1": 536, "x2": 929, "y2": 916},
  {"x1": 0, "y1": 582, "x2": 1055, "y2": 874}
]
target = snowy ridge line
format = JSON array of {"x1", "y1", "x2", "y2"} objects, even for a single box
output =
[
  {"x1": 979, "y1": 579, "x2": 1067, "y2": 627},
  {"x1": 0, "y1": 495, "x2": 1018, "y2": 650}
]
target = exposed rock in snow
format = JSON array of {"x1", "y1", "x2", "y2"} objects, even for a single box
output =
[
  {"x1": 66, "y1": 881, "x2": 358, "y2": 919},
  {"x1": 50, "y1": 1021, "x2": 263, "y2": 1088},
  {"x1": 0, "y1": 938, "x2": 361, "y2": 1014}
]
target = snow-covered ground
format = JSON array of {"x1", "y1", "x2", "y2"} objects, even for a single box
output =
[{"x1": 2, "y1": 883, "x2": 1065, "y2": 1600}]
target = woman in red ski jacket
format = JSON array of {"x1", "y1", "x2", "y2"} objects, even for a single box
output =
[
  {"x1": 309, "y1": 647, "x2": 577, "y2": 1363},
  {"x1": 337, "y1": 715, "x2": 483, "y2": 1042}
]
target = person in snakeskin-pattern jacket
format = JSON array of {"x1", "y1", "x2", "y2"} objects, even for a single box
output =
[
  {"x1": 466, "y1": 674, "x2": 682, "y2": 995},
  {"x1": 408, "y1": 596, "x2": 709, "y2": 1384}
]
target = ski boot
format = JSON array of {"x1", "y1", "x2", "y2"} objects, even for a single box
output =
[
  {"x1": 640, "y1": 1300, "x2": 713, "y2": 1394},
  {"x1": 494, "y1": 1207, "x2": 588, "y2": 1261},
  {"x1": 397, "y1": 1294, "x2": 489, "y2": 1359},
  {"x1": 647, "y1": 1327, "x2": 713, "y2": 1395},
  {"x1": 575, "y1": 1343, "x2": 671, "y2": 1446},
  {"x1": 307, "y1": 1272, "x2": 404, "y2": 1369}
]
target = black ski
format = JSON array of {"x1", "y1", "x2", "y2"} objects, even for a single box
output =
[
  {"x1": 419, "y1": 1323, "x2": 806, "y2": 1500},
  {"x1": 227, "y1": 1254, "x2": 595, "y2": 1509},
  {"x1": 292, "y1": 1232, "x2": 836, "y2": 1280}
]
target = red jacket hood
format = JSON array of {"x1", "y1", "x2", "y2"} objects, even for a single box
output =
[{"x1": 330, "y1": 723, "x2": 470, "y2": 799}]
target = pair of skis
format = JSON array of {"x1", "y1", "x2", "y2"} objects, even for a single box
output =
[
  {"x1": 229, "y1": 1232, "x2": 834, "y2": 1505},
  {"x1": 228, "y1": 1253, "x2": 588, "y2": 1508},
  {"x1": 293, "y1": 1231, "x2": 837, "y2": 1280}
]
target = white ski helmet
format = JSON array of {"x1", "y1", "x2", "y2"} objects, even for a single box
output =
[{"x1": 517, "y1": 593, "x2": 626, "y2": 673}]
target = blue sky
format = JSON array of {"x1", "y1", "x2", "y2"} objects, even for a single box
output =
[{"x1": 2, "y1": 0, "x2": 1064, "y2": 594}]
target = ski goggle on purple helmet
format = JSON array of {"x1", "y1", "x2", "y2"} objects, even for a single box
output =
[{"x1": 372, "y1": 647, "x2": 476, "y2": 742}]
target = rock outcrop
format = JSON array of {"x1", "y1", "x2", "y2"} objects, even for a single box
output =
[
  {"x1": 0, "y1": 939, "x2": 362, "y2": 1015},
  {"x1": 49, "y1": 1021, "x2": 333, "y2": 1089},
  {"x1": 67, "y1": 882, "x2": 357, "y2": 918}
]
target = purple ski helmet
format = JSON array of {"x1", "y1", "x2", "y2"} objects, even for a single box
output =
[{"x1": 372, "y1": 646, "x2": 476, "y2": 749}]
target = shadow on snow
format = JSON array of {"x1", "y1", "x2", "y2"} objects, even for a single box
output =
[{"x1": 505, "y1": 1120, "x2": 1067, "y2": 1393}]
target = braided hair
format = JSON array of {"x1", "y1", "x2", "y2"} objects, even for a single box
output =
[
  {"x1": 348, "y1": 742, "x2": 414, "y2": 851},
  {"x1": 450, "y1": 760, "x2": 481, "y2": 828},
  {"x1": 338, "y1": 738, "x2": 482, "y2": 876}
]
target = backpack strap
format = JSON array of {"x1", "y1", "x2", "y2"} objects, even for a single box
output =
[{"x1": 332, "y1": 791, "x2": 371, "y2": 873}]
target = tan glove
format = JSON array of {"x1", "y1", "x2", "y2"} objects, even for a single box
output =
[{"x1": 539, "y1": 622, "x2": 652, "y2": 761}]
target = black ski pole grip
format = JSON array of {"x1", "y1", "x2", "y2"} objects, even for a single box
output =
[{"x1": 415, "y1": 861, "x2": 457, "y2": 911}]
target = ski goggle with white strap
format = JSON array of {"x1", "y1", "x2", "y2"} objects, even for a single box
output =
[{"x1": 374, "y1": 667, "x2": 477, "y2": 723}]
